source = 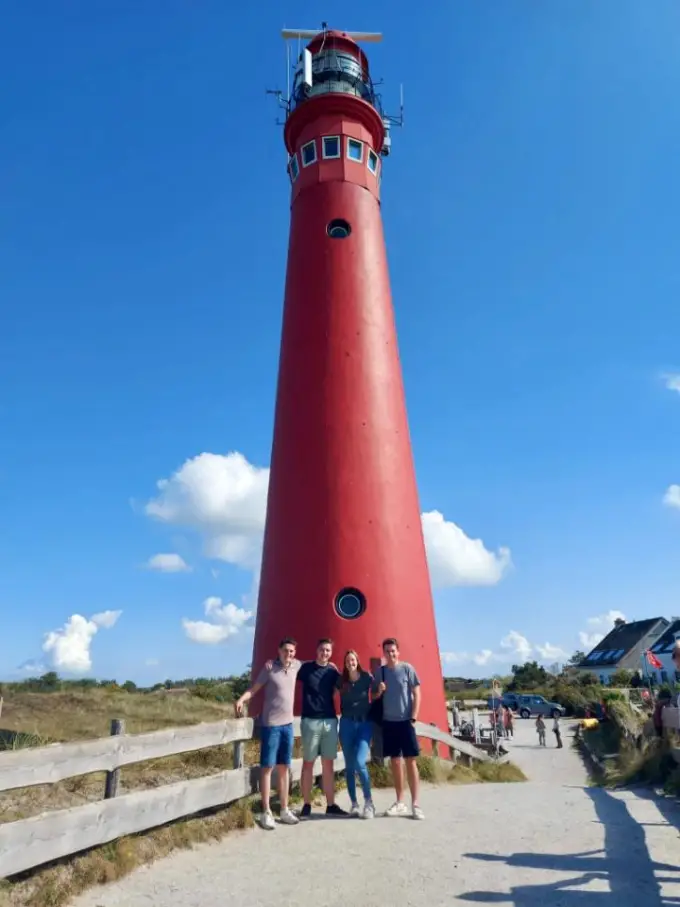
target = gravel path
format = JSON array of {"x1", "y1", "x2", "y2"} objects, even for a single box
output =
[{"x1": 71, "y1": 720, "x2": 680, "y2": 907}]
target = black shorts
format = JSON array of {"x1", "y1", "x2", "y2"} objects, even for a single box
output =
[{"x1": 382, "y1": 719, "x2": 420, "y2": 759}]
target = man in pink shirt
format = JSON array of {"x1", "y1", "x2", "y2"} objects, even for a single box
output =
[{"x1": 236, "y1": 637, "x2": 301, "y2": 830}]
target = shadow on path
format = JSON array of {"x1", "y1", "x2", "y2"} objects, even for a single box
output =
[{"x1": 459, "y1": 786, "x2": 680, "y2": 905}]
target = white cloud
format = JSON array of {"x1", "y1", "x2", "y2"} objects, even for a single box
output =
[
  {"x1": 663, "y1": 373, "x2": 680, "y2": 393},
  {"x1": 146, "y1": 452, "x2": 269, "y2": 570},
  {"x1": 145, "y1": 453, "x2": 511, "y2": 593},
  {"x1": 422, "y1": 511, "x2": 511, "y2": 588},
  {"x1": 500, "y1": 630, "x2": 532, "y2": 661},
  {"x1": 41, "y1": 611, "x2": 121, "y2": 674},
  {"x1": 578, "y1": 610, "x2": 626, "y2": 651},
  {"x1": 663, "y1": 485, "x2": 680, "y2": 509},
  {"x1": 146, "y1": 553, "x2": 191, "y2": 573},
  {"x1": 440, "y1": 629, "x2": 567, "y2": 673},
  {"x1": 91, "y1": 610, "x2": 122, "y2": 629},
  {"x1": 535, "y1": 642, "x2": 570, "y2": 660},
  {"x1": 18, "y1": 660, "x2": 46, "y2": 674},
  {"x1": 145, "y1": 658, "x2": 159, "y2": 667},
  {"x1": 182, "y1": 596, "x2": 252, "y2": 645}
]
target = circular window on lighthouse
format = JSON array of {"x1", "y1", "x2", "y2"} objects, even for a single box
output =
[
  {"x1": 335, "y1": 587, "x2": 366, "y2": 620},
  {"x1": 327, "y1": 219, "x2": 352, "y2": 239}
]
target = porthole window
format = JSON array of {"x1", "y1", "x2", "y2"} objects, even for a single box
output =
[
  {"x1": 301, "y1": 140, "x2": 317, "y2": 167},
  {"x1": 327, "y1": 219, "x2": 351, "y2": 239},
  {"x1": 367, "y1": 149, "x2": 379, "y2": 175},
  {"x1": 322, "y1": 136, "x2": 341, "y2": 159},
  {"x1": 289, "y1": 154, "x2": 299, "y2": 182},
  {"x1": 335, "y1": 587, "x2": 366, "y2": 620},
  {"x1": 347, "y1": 138, "x2": 364, "y2": 162}
]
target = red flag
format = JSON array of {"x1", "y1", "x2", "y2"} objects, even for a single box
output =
[{"x1": 646, "y1": 649, "x2": 663, "y2": 670}]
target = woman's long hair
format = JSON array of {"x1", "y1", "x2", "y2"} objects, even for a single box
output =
[{"x1": 341, "y1": 649, "x2": 364, "y2": 689}]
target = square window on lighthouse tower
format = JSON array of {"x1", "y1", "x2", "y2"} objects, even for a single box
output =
[
  {"x1": 368, "y1": 149, "x2": 379, "y2": 175},
  {"x1": 322, "y1": 136, "x2": 341, "y2": 159},
  {"x1": 347, "y1": 138, "x2": 364, "y2": 162},
  {"x1": 301, "y1": 141, "x2": 317, "y2": 167}
]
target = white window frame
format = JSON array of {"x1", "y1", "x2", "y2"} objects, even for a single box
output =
[
  {"x1": 367, "y1": 149, "x2": 379, "y2": 175},
  {"x1": 289, "y1": 153, "x2": 299, "y2": 182},
  {"x1": 301, "y1": 140, "x2": 317, "y2": 168},
  {"x1": 322, "y1": 135, "x2": 341, "y2": 159},
  {"x1": 347, "y1": 138, "x2": 364, "y2": 163}
]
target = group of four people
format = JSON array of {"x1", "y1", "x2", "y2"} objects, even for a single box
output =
[{"x1": 235, "y1": 636, "x2": 424, "y2": 829}]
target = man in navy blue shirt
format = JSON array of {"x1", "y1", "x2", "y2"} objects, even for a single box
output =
[{"x1": 297, "y1": 638, "x2": 347, "y2": 818}]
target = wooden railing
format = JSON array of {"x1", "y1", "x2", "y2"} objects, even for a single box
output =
[{"x1": 0, "y1": 716, "x2": 493, "y2": 879}]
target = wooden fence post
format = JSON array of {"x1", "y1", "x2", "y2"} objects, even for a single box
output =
[
  {"x1": 104, "y1": 719, "x2": 125, "y2": 799},
  {"x1": 233, "y1": 740, "x2": 244, "y2": 770},
  {"x1": 429, "y1": 722, "x2": 439, "y2": 758}
]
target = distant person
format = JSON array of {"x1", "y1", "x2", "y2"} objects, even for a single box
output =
[
  {"x1": 535, "y1": 715, "x2": 546, "y2": 747},
  {"x1": 494, "y1": 708, "x2": 504, "y2": 739},
  {"x1": 235, "y1": 637, "x2": 301, "y2": 830},
  {"x1": 503, "y1": 706, "x2": 514, "y2": 739},
  {"x1": 297, "y1": 638, "x2": 348, "y2": 818},
  {"x1": 338, "y1": 650, "x2": 375, "y2": 818},
  {"x1": 673, "y1": 643, "x2": 680, "y2": 708},
  {"x1": 653, "y1": 689, "x2": 672, "y2": 738},
  {"x1": 553, "y1": 713, "x2": 563, "y2": 749},
  {"x1": 373, "y1": 637, "x2": 424, "y2": 820}
]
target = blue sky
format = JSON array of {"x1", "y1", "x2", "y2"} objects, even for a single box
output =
[{"x1": 2, "y1": 1, "x2": 680, "y2": 684}]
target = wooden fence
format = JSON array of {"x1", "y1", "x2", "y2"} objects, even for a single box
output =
[{"x1": 0, "y1": 716, "x2": 492, "y2": 879}]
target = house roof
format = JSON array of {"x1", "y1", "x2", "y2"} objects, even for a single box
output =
[
  {"x1": 577, "y1": 617, "x2": 669, "y2": 669},
  {"x1": 647, "y1": 619, "x2": 680, "y2": 656}
]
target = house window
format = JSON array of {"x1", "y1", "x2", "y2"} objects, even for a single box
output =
[
  {"x1": 288, "y1": 154, "x2": 299, "y2": 182},
  {"x1": 367, "y1": 149, "x2": 379, "y2": 174},
  {"x1": 301, "y1": 140, "x2": 317, "y2": 167},
  {"x1": 322, "y1": 136, "x2": 341, "y2": 159},
  {"x1": 347, "y1": 138, "x2": 364, "y2": 162},
  {"x1": 661, "y1": 670, "x2": 669, "y2": 684}
]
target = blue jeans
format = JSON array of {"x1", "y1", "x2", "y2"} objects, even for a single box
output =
[{"x1": 339, "y1": 717, "x2": 373, "y2": 804}]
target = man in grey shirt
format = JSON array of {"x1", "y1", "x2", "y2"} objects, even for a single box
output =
[
  {"x1": 373, "y1": 637, "x2": 424, "y2": 820},
  {"x1": 236, "y1": 637, "x2": 301, "y2": 830}
]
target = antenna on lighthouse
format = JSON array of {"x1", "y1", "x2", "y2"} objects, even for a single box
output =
[{"x1": 281, "y1": 27, "x2": 383, "y2": 43}]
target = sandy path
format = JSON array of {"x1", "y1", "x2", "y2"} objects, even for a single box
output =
[{"x1": 71, "y1": 719, "x2": 680, "y2": 906}]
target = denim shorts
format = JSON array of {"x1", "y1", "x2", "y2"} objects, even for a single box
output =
[{"x1": 260, "y1": 722, "x2": 294, "y2": 767}]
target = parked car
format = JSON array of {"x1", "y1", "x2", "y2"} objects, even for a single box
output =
[
  {"x1": 514, "y1": 694, "x2": 564, "y2": 719},
  {"x1": 486, "y1": 693, "x2": 564, "y2": 718}
]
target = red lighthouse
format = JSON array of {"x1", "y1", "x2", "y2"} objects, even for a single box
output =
[{"x1": 253, "y1": 25, "x2": 447, "y2": 730}]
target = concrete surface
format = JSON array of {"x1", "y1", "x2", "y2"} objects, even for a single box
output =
[{"x1": 71, "y1": 719, "x2": 680, "y2": 907}]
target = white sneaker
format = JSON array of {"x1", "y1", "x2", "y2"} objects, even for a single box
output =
[
  {"x1": 412, "y1": 805, "x2": 425, "y2": 821},
  {"x1": 385, "y1": 801, "x2": 409, "y2": 817},
  {"x1": 350, "y1": 802, "x2": 362, "y2": 818},
  {"x1": 279, "y1": 808, "x2": 299, "y2": 826},
  {"x1": 362, "y1": 801, "x2": 376, "y2": 820},
  {"x1": 259, "y1": 811, "x2": 276, "y2": 830}
]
